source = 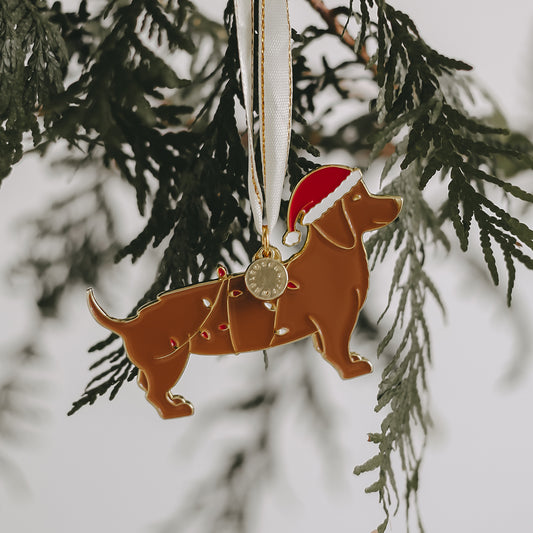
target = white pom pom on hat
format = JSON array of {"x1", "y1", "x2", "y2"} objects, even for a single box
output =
[{"x1": 282, "y1": 165, "x2": 362, "y2": 246}]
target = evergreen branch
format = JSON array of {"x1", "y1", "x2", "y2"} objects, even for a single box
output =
[
  {"x1": 355, "y1": 165, "x2": 446, "y2": 532},
  {"x1": 0, "y1": 0, "x2": 68, "y2": 180},
  {"x1": 444, "y1": 166, "x2": 533, "y2": 303},
  {"x1": 304, "y1": 0, "x2": 377, "y2": 74},
  {"x1": 355, "y1": 1, "x2": 533, "y2": 306}
]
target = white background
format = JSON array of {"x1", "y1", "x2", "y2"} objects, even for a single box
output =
[{"x1": 1, "y1": 1, "x2": 533, "y2": 532}]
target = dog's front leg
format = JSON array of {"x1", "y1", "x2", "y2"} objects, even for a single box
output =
[{"x1": 309, "y1": 290, "x2": 372, "y2": 380}]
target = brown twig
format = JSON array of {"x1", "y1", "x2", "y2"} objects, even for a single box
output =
[
  {"x1": 304, "y1": 1, "x2": 395, "y2": 158},
  {"x1": 305, "y1": 0, "x2": 377, "y2": 75}
]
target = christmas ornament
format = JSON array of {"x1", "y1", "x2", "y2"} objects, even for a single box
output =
[
  {"x1": 87, "y1": 165, "x2": 402, "y2": 419},
  {"x1": 86, "y1": 0, "x2": 403, "y2": 419}
]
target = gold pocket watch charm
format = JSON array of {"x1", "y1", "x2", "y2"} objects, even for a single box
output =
[{"x1": 245, "y1": 227, "x2": 288, "y2": 301}]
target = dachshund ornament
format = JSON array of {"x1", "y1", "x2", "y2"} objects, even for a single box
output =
[{"x1": 87, "y1": 165, "x2": 402, "y2": 419}]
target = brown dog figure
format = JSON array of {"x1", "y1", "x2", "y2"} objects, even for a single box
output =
[{"x1": 87, "y1": 165, "x2": 402, "y2": 419}]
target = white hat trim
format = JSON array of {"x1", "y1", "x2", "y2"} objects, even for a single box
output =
[
  {"x1": 283, "y1": 230, "x2": 301, "y2": 246},
  {"x1": 301, "y1": 169, "x2": 362, "y2": 226}
]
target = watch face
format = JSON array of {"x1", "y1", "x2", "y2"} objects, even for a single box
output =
[{"x1": 245, "y1": 258, "x2": 288, "y2": 300}]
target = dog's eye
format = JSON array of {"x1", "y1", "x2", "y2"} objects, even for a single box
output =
[{"x1": 352, "y1": 194, "x2": 361, "y2": 201}]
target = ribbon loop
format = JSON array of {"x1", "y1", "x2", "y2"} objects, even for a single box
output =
[{"x1": 234, "y1": 0, "x2": 292, "y2": 235}]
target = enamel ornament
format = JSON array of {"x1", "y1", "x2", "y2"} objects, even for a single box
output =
[
  {"x1": 87, "y1": 166, "x2": 402, "y2": 419},
  {"x1": 86, "y1": 1, "x2": 403, "y2": 419}
]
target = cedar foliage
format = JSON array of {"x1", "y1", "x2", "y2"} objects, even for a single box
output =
[{"x1": 1, "y1": 1, "x2": 532, "y2": 532}]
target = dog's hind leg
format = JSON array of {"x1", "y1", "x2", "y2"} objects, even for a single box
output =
[
  {"x1": 138, "y1": 369, "x2": 187, "y2": 404},
  {"x1": 142, "y1": 345, "x2": 194, "y2": 419}
]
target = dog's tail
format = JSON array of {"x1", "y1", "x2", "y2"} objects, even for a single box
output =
[{"x1": 86, "y1": 288, "x2": 130, "y2": 336}]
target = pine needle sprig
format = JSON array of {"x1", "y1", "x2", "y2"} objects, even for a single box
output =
[
  {"x1": 355, "y1": 165, "x2": 446, "y2": 533},
  {"x1": 443, "y1": 162, "x2": 533, "y2": 304},
  {"x1": 352, "y1": 3, "x2": 533, "y2": 303},
  {"x1": 0, "y1": 0, "x2": 68, "y2": 181}
]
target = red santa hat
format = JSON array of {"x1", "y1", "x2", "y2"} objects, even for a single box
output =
[{"x1": 283, "y1": 165, "x2": 362, "y2": 246}]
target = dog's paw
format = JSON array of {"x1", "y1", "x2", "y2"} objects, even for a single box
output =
[
  {"x1": 157, "y1": 400, "x2": 194, "y2": 419},
  {"x1": 340, "y1": 355, "x2": 373, "y2": 379},
  {"x1": 151, "y1": 393, "x2": 195, "y2": 419}
]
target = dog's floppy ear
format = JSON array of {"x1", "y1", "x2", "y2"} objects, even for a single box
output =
[{"x1": 311, "y1": 200, "x2": 355, "y2": 249}]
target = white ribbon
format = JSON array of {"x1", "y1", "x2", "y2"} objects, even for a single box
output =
[{"x1": 234, "y1": 0, "x2": 292, "y2": 235}]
